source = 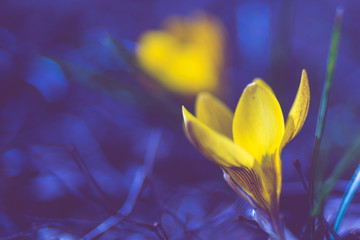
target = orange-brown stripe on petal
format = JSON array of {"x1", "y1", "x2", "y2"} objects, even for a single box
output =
[{"x1": 224, "y1": 166, "x2": 269, "y2": 212}]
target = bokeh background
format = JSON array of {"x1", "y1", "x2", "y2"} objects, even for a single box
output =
[{"x1": 0, "y1": 0, "x2": 360, "y2": 239}]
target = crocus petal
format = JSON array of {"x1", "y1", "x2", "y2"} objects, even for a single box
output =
[
  {"x1": 224, "y1": 152, "x2": 281, "y2": 214},
  {"x1": 233, "y1": 81, "x2": 285, "y2": 161},
  {"x1": 136, "y1": 13, "x2": 224, "y2": 95},
  {"x1": 280, "y1": 69, "x2": 310, "y2": 149},
  {"x1": 195, "y1": 92, "x2": 233, "y2": 139},
  {"x1": 183, "y1": 106, "x2": 254, "y2": 168},
  {"x1": 137, "y1": 31, "x2": 174, "y2": 76},
  {"x1": 253, "y1": 78, "x2": 274, "y2": 94},
  {"x1": 259, "y1": 152, "x2": 281, "y2": 205},
  {"x1": 223, "y1": 165, "x2": 270, "y2": 212},
  {"x1": 224, "y1": 153, "x2": 281, "y2": 214}
]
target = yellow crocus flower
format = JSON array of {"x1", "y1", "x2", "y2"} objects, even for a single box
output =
[
  {"x1": 182, "y1": 70, "x2": 310, "y2": 238},
  {"x1": 136, "y1": 12, "x2": 224, "y2": 96}
]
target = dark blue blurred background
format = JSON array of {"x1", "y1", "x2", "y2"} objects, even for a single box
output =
[{"x1": 0, "y1": 0, "x2": 359, "y2": 239}]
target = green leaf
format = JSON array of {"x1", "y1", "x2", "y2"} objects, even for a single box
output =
[{"x1": 308, "y1": 7, "x2": 343, "y2": 239}]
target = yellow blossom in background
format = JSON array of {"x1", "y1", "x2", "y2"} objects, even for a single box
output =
[
  {"x1": 136, "y1": 12, "x2": 225, "y2": 96},
  {"x1": 182, "y1": 70, "x2": 310, "y2": 238}
]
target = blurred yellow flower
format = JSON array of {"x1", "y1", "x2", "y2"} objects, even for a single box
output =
[
  {"x1": 182, "y1": 70, "x2": 310, "y2": 238},
  {"x1": 136, "y1": 12, "x2": 224, "y2": 96}
]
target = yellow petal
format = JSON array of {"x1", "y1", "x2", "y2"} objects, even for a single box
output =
[
  {"x1": 280, "y1": 69, "x2": 310, "y2": 149},
  {"x1": 233, "y1": 81, "x2": 285, "y2": 161},
  {"x1": 182, "y1": 106, "x2": 254, "y2": 168},
  {"x1": 253, "y1": 78, "x2": 274, "y2": 94},
  {"x1": 259, "y1": 152, "x2": 281, "y2": 205},
  {"x1": 195, "y1": 92, "x2": 233, "y2": 138},
  {"x1": 136, "y1": 13, "x2": 224, "y2": 95},
  {"x1": 225, "y1": 152, "x2": 283, "y2": 214},
  {"x1": 136, "y1": 31, "x2": 176, "y2": 85},
  {"x1": 165, "y1": 13, "x2": 224, "y2": 67},
  {"x1": 223, "y1": 165, "x2": 270, "y2": 212}
]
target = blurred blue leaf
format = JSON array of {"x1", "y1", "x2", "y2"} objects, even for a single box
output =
[
  {"x1": 31, "y1": 173, "x2": 65, "y2": 201},
  {"x1": 26, "y1": 55, "x2": 68, "y2": 102},
  {"x1": 37, "y1": 227, "x2": 76, "y2": 240},
  {"x1": 0, "y1": 28, "x2": 17, "y2": 52},
  {"x1": 1, "y1": 149, "x2": 25, "y2": 177},
  {"x1": 60, "y1": 115, "x2": 127, "y2": 196},
  {"x1": 64, "y1": 40, "x2": 129, "y2": 77}
]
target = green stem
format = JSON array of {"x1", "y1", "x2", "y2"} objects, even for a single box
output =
[{"x1": 308, "y1": 7, "x2": 342, "y2": 239}]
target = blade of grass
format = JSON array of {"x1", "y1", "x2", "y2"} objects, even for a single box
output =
[
  {"x1": 312, "y1": 131, "x2": 360, "y2": 216},
  {"x1": 333, "y1": 163, "x2": 360, "y2": 233},
  {"x1": 81, "y1": 129, "x2": 162, "y2": 240},
  {"x1": 293, "y1": 159, "x2": 341, "y2": 240},
  {"x1": 308, "y1": 7, "x2": 343, "y2": 239}
]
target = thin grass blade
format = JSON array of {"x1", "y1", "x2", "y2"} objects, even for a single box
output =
[
  {"x1": 313, "y1": 131, "x2": 360, "y2": 216},
  {"x1": 333, "y1": 163, "x2": 360, "y2": 232},
  {"x1": 308, "y1": 7, "x2": 343, "y2": 239}
]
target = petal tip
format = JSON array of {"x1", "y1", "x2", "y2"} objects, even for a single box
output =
[
  {"x1": 248, "y1": 82, "x2": 256, "y2": 87},
  {"x1": 244, "y1": 81, "x2": 258, "y2": 92},
  {"x1": 182, "y1": 106, "x2": 193, "y2": 138},
  {"x1": 195, "y1": 92, "x2": 212, "y2": 108},
  {"x1": 182, "y1": 105, "x2": 189, "y2": 122},
  {"x1": 253, "y1": 78, "x2": 274, "y2": 95},
  {"x1": 300, "y1": 69, "x2": 310, "y2": 95},
  {"x1": 182, "y1": 105, "x2": 196, "y2": 127},
  {"x1": 280, "y1": 69, "x2": 310, "y2": 148},
  {"x1": 253, "y1": 78, "x2": 265, "y2": 84},
  {"x1": 197, "y1": 91, "x2": 212, "y2": 99},
  {"x1": 242, "y1": 81, "x2": 265, "y2": 98},
  {"x1": 301, "y1": 69, "x2": 308, "y2": 82}
]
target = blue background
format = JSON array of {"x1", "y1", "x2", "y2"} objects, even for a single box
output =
[{"x1": 0, "y1": 0, "x2": 359, "y2": 239}]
